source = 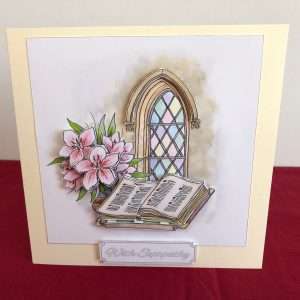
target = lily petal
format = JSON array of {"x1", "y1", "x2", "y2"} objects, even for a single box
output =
[
  {"x1": 63, "y1": 130, "x2": 78, "y2": 147},
  {"x1": 120, "y1": 153, "x2": 134, "y2": 163},
  {"x1": 117, "y1": 163, "x2": 129, "y2": 172},
  {"x1": 102, "y1": 136, "x2": 112, "y2": 152},
  {"x1": 124, "y1": 142, "x2": 133, "y2": 153},
  {"x1": 127, "y1": 166, "x2": 136, "y2": 174},
  {"x1": 79, "y1": 128, "x2": 95, "y2": 147},
  {"x1": 75, "y1": 160, "x2": 93, "y2": 173},
  {"x1": 83, "y1": 169, "x2": 98, "y2": 190},
  {"x1": 69, "y1": 149, "x2": 84, "y2": 166},
  {"x1": 101, "y1": 153, "x2": 119, "y2": 168},
  {"x1": 59, "y1": 145, "x2": 73, "y2": 157},
  {"x1": 112, "y1": 132, "x2": 121, "y2": 143},
  {"x1": 111, "y1": 142, "x2": 124, "y2": 154},
  {"x1": 64, "y1": 169, "x2": 81, "y2": 181},
  {"x1": 98, "y1": 168, "x2": 117, "y2": 186},
  {"x1": 90, "y1": 146, "x2": 106, "y2": 164}
]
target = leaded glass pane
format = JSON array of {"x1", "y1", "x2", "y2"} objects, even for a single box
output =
[
  {"x1": 151, "y1": 111, "x2": 160, "y2": 123},
  {"x1": 163, "y1": 91, "x2": 173, "y2": 105},
  {"x1": 176, "y1": 110, "x2": 184, "y2": 122},
  {"x1": 148, "y1": 90, "x2": 186, "y2": 180},
  {"x1": 154, "y1": 98, "x2": 166, "y2": 117},
  {"x1": 162, "y1": 110, "x2": 173, "y2": 123},
  {"x1": 168, "y1": 125, "x2": 178, "y2": 138},
  {"x1": 156, "y1": 126, "x2": 165, "y2": 138},
  {"x1": 167, "y1": 144, "x2": 177, "y2": 156},
  {"x1": 174, "y1": 134, "x2": 184, "y2": 149},
  {"x1": 169, "y1": 97, "x2": 181, "y2": 115},
  {"x1": 161, "y1": 134, "x2": 171, "y2": 149}
]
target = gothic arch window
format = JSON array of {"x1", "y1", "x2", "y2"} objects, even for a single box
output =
[{"x1": 125, "y1": 69, "x2": 200, "y2": 180}]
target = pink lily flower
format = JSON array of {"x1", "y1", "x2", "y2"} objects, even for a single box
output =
[
  {"x1": 117, "y1": 163, "x2": 136, "y2": 177},
  {"x1": 103, "y1": 132, "x2": 125, "y2": 154},
  {"x1": 59, "y1": 128, "x2": 95, "y2": 166},
  {"x1": 115, "y1": 144, "x2": 135, "y2": 178},
  {"x1": 103, "y1": 132, "x2": 134, "y2": 163},
  {"x1": 63, "y1": 168, "x2": 83, "y2": 192},
  {"x1": 75, "y1": 146, "x2": 119, "y2": 190},
  {"x1": 65, "y1": 176, "x2": 83, "y2": 192},
  {"x1": 120, "y1": 142, "x2": 134, "y2": 163}
]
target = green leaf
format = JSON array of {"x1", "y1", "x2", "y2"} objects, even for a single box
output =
[
  {"x1": 91, "y1": 190, "x2": 97, "y2": 202},
  {"x1": 99, "y1": 183, "x2": 105, "y2": 193},
  {"x1": 67, "y1": 118, "x2": 84, "y2": 134},
  {"x1": 99, "y1": 114, "x2": 106, "y2": 135},
  {"x1": 131, "y1": 172, "x2": 149, "y2": 179},
  {"x1": 129, "y1": 158, "x2": 142, "y2": 167},
  {"x1": 76, "y1": 187, "x2": 87, "y2": 201},
  {"x1": 47, "y1": 157, "x2": 66, "y2": 166},
  {"x1": 96, "y1": 114, "x2": 106, "y2": 144},
  {"x1": 107, "y1": 113, "x2": 116, "y2": 137},
  {"x1": 96, "y1": 130, "x2": 103, "y2": 145}
]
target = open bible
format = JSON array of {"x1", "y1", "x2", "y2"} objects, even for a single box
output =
[{"x1": 94, "y1": 175, "x2": 215, "y2": 230}]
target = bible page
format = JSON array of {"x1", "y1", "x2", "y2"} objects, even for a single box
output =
[
  {"x1": 98, "y1": 178, "x2": 156, "y2": 216},
  {"x1": 141, "y1": 175, "x2": 203, "y2": 218}
]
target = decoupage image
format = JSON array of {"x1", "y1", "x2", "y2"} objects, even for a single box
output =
[{"x1": 26, "y1": 34, "x2": 263, "y2": 246}]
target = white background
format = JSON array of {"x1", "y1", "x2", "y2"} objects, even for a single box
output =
[
  {"x1": 27, "y1": 35, "x2": 262, "y2": 246},
  {"x1": 0, "y1": 0, "x2": 299, "y2": 166}
]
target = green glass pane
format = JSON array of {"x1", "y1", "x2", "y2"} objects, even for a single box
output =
[
  {"x1": 175, "y1": 134, "x2": 184, "y2": 148},
  {"x1": 176, "y1": 110, "x2": 184, "y2": 122},
  {"x1": 162, "y1": 159, "x2": 171, "y2": 169},
  {"x1": 154, "y1": 98, "x2": 166, "y2": 117}
]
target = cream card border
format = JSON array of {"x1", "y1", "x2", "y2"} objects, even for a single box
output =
[{"x1": 7, "y1": 25, "x2": 288, "y2": 268}]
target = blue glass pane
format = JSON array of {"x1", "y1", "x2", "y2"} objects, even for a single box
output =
[
  {"x1": 151, "y1": 111, "x2": 159, "y2": 123},
  {"x1": 150, "y1": 158, "x2": 157, "y2": 169},
  {"x1": 168, "y1": 125, "x2": 178, "y2": 138},
  {"x1": 154, "y1": 162, "x2": 165, "y2": 178}
]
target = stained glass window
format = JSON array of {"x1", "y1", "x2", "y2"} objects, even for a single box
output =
[{"x1": 148, "y1": 90, "x2": 186, "y2": 180}]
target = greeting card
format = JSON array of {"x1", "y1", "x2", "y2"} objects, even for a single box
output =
[{"x1": 7, "y1": 25, "x2": 288, "y2": 267}]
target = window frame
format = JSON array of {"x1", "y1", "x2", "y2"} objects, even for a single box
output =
[{"x1": 124, "y1": 69, "x2": 200, "y2": 177}]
